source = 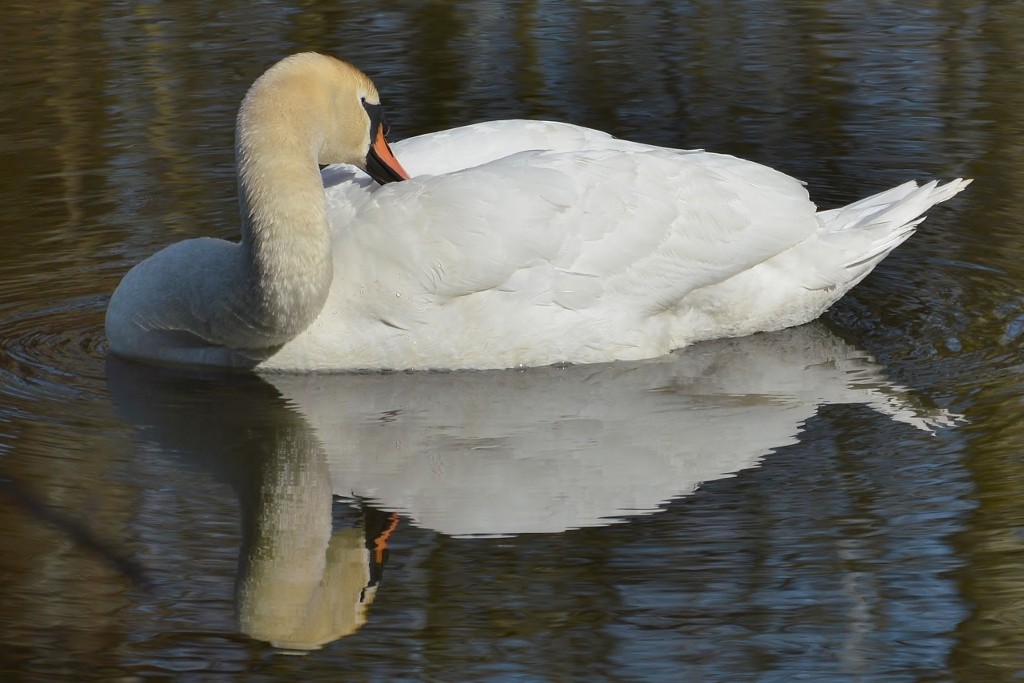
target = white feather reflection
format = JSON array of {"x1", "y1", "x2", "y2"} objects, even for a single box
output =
[{"x1": 267, "y1": 323, "x2": 955, "y2": 537}]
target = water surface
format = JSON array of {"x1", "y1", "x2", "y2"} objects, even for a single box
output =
[{"x1": 1, "y1": 1, "x2": 1022, "y2": 680}]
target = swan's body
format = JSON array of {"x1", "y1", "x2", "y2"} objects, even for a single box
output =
[{"x1": 105, "y1": 52, "x2": 971, "y2": 371}]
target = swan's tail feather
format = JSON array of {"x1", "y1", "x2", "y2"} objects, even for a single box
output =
[
  {"x1": 817, "y1": 178, "x2": 972, "y2": 234},
  {"x1": 805, "y1": 178, "x2": 972, "y2": 290}
]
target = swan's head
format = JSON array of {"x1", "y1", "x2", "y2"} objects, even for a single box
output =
[{"x1": 238, "y1": 53, "x2": 410, "y2": 185}]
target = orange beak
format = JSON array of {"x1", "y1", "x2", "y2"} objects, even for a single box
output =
[{"x1": 366, "y1": 125, "x2": 411, "y2": 184}]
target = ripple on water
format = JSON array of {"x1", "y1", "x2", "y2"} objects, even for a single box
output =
[{"x1": 0, "y1": 295, "x2": 109, "y2": 409}]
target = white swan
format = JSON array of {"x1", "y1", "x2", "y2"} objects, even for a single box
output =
[{"x1": 105, "y1": 52, "x2": 971, "y2": 371}]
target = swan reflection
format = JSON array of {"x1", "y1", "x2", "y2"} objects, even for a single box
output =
[{"x1": 107, "y1": 323, "x2": 955, "y2": 650}]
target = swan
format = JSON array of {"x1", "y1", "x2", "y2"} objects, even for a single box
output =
[{"x1": 105, "y1": 52, "x2": 971, "y2": 371}]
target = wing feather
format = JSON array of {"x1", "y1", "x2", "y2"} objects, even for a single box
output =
[{"x1": 330, "y1": 127, "x2": 817, "y2": 330}]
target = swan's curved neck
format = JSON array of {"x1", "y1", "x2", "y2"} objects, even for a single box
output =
[{"x1": 233, "y1": 79, "x2": 334, "y2": 347}]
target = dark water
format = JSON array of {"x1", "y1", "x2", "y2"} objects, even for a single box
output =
[{"x1": 1, "y1": 0, "x2": 1022, "y2": 680}]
